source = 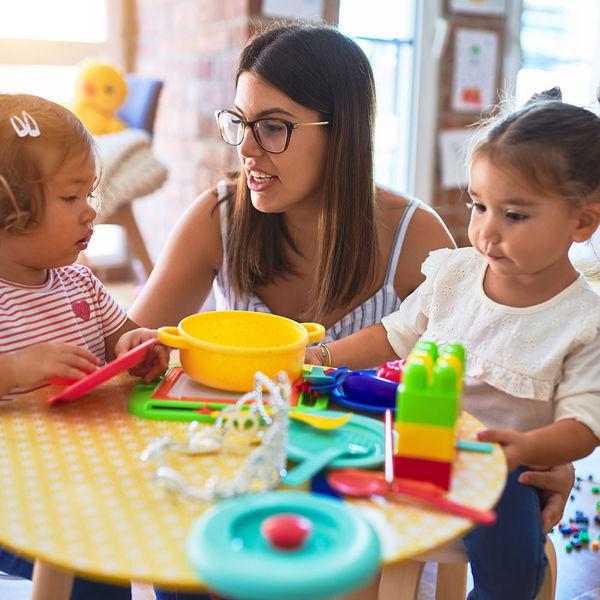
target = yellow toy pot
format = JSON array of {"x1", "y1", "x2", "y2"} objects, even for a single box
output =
[{"x1": 157, "y1": 311, "x2": 325, "y2": 392}]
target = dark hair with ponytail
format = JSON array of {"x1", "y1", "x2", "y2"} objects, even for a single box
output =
[{"x1": 468, "y1": 87, "x2": 600, "y2": 209}]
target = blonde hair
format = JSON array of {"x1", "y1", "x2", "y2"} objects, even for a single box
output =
[{"x1": 0, "y1": 93, "x2": 100, "y2": 233}]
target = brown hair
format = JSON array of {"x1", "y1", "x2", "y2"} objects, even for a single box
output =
[
  {"x1": 223, "y1": 23, "x2": 377, "y2": 321},
  {"x1": 0, "y1": 93, "x2": 99, "y2": 233},
  {"x1": 468, "y1": 87, "x2": 600, "y2": 209}
]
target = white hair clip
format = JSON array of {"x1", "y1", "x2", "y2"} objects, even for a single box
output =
[{"x1": 10, "y1": 111, "x2": 40, "y2": 138}]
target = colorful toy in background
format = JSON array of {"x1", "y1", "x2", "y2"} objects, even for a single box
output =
[
  {"x1": 393, "y1": 340, "x2": 465, "y2": 491},
  {"x1": 69, "y1": 60, "x2": 128, "y2": 135}
]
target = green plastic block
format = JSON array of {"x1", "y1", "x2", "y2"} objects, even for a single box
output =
[
  {"x1": 396, "y1": 360, "x2": 459, "y2": 427},
  {"x1": 412, "y1": 340, "x2": 438, "y2": 362},
  {"x1": 441, "y1": 342, "x2": 465, "y2": 364}
]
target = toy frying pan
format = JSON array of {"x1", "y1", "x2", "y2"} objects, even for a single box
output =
[
  {"x1": 47, "y1": 338, "x2": 157, "y2": 404},
  {"x1": 186, "y1": 491, "x2": 381, "y2": 600}
]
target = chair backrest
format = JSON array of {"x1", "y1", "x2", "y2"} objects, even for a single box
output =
[{"x1": 117, "y1": 74, "x2": 163, "y2": 136}]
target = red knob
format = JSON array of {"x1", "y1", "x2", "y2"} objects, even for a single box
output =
[{"x1": 261, "y1": 513, "x2": 313, "y2": 551}]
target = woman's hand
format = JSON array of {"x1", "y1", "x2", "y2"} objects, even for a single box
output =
[{"x1": 518, "y1": 463, "x2": 575, "y2": 532}]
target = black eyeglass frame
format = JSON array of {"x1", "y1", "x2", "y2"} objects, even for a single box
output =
[{"x1": 215, "y1": 109, "x2": 330, "y2": 154}]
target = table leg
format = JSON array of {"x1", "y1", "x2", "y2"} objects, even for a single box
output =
[{"x1": 31, "y1": 559, "x2": 74, "y2": 600}]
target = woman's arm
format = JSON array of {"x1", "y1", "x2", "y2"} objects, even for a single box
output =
[
  {"x1": 305, "y1": 323, "x2": 397, "y2": 370},
  {"x1": 128, "y1": 188, "x2": 224, "y2": 328},
  {"x1": 393, "y1": 203, "x2": 455, "y2": 300}
]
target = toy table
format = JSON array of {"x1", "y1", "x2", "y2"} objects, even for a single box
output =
[{"x1": 0, "y1": 373, "x2": 506, "y2": 600}]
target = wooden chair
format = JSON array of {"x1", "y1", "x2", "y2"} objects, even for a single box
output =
[
  {"x1": 96, "y1": 74, "x2": 164, "y2": 278},
  {"x1": 378, "y1": 536, "x2": 557, "y2": 600}
]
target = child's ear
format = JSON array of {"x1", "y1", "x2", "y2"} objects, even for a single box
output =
[{"x1": 573, "y1": 202, "x2": 600, "y2": 242}]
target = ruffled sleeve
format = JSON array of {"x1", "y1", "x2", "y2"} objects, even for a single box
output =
[
  {"x1": 554, "y1": 325, "x2": 600, "y2": 440},
  {"x1": 418, "y1": 248, "x2": 456, "y2": 301}
]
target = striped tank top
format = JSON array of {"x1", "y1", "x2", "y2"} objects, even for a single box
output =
[{"x1": 212, "y1": 180, "x2": 420, "y2": 342}]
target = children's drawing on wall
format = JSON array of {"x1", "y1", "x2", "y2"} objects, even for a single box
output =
[
  {"x1": 439, "y1": 128, "x2": 473, "y2": 190},
  {"x1": 452, "y1": 28, "x2": 499, "y2": 113}
]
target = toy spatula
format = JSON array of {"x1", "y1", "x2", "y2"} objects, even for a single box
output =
[{"x1": 47, "y1": 338, "x2": 157, "y2": 404}]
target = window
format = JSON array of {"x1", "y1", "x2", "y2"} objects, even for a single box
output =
[
  {"x1": 339, "y1": 0, "x2": 418, "y2": 194},
  {"x1": 0, "y1": 0, "x2": 125, "y2": 103},
  {"x1": 516, "y1": 0, "x2": 600, "y2": 107}
]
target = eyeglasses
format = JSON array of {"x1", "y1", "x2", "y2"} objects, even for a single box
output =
[{"x1": 215, "y1": 109, "x2": 329, "y2": 154}]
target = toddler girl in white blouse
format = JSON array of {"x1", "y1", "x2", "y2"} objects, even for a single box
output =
[{"x1": 307, "y1": 88, "x2": 600, "y2": 600}]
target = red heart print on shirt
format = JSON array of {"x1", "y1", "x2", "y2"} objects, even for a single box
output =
[{"x1": 71, "y1": 299, "x2": 91, "y2": 322}]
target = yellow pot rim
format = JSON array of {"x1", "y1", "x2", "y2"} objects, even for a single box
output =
[{"x1": 177, "y1": 311, "x2": 310, "y2": 354}]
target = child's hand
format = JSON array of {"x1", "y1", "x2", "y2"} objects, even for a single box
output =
[
  {"x1": 518, "y1": 463, "x2": 575, "y2": 532},
  {"x1": 114, "y1": 328, "x2": 169, "y2": 383},
  {"x1": 477, "y1": 428, "x2": 531, "y2": 473},
  {"x1": 8, "y1": 342, "x2": 99, "y2": 389}
]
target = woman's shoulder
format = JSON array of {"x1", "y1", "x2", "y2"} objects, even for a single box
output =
[
  {"x1": 379, "y1": 188, "x2": 455, "y2": 300},
  {"x1": 376, "y1": 188, "x2": 453, "y2": 243},
  {"x1": 375, "y1": 186, "x2": 410, "y2": 213}
]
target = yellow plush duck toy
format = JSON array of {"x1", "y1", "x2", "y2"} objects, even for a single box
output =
[{"x1": 70, "y1": 61, "x2": 128, "y2": 136}]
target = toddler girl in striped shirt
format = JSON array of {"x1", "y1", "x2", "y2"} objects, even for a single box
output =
[{"x1": 0, "y1": 93, "x2": 168, "y2": 402}]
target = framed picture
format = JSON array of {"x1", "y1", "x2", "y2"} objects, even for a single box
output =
[
  {"x1": 262, "y1": 0, "x2": 324, "y2": 21},
  {"x1": 451, "y1": 28, "x2": 499, "y2": 112},
  {"x1": 450, "y1": 0, "x2": 506, "y2": 16}
]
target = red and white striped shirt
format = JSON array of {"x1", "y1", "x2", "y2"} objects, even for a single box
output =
[{"x1": 0, "y1": 264, "x2": 128, "y2": 400}]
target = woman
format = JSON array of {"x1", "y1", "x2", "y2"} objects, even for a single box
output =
[
  {"x1": 129, "y1": 23, "x2": 452, "y2": 338},
  {"x1": 129, "y1": 23, "x2": 573, "y2": 600}
]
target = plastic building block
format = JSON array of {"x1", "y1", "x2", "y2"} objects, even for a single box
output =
[
  {"x1": 393, "y1": 341, "x2": 465, "y2": 491},
  {"x1": 392, "y1": 455, "x2": 453, "y2": 490},
  {"x1": 395, "y1": 422, "x2": 456, "y2": 461}
]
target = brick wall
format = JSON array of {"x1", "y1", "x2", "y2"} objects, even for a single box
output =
[
  {"x1": 432, "y1": 1, "x2": 507, "y2": 247},
  {"x1": 129, "y1": 0, "x2": 252, "y2": 263}
]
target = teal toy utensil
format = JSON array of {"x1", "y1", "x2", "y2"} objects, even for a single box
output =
[
  {"x1": 283, "y1": 431, "x2": 372, "y2": 486},
  {"x1": 284, "y1": 412, "x2": 384, "y2": 486}
]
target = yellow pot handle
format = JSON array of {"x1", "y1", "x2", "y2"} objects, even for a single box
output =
[
  {"x1": 157, "y1": 326, "x2": 191, "y2": 349},
  {"x1": 301, "y1": 322, "x2": 326, "y2": 344}
]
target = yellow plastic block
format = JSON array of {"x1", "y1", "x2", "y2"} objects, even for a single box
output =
[{"x1": 395, "y1": 421, "x2": 455, "y2": 461}]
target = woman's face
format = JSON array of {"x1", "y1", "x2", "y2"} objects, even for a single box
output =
[{"x1": 233, "y1": 72, "x2": 329, "y2": 216}]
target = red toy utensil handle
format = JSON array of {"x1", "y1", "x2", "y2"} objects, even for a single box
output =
[
  {"x1": 387, "y1": 480, "x2": 497, "y2": 525},
  {"x1": 328, "y1": 468, "x2": 497, "y2": 526}
]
